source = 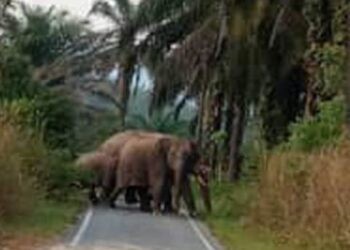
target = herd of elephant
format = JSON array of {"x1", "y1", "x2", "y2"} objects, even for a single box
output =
[{"x1": 75, "y1": 130, "x2": 212, "y2": 217}]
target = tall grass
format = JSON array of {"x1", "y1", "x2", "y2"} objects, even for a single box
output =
[
  {"x1": 0, "y1": 120, "x2": 46, "y2": 223},
  {"x1": 252, "y1": 143, "x2": 350, "y2": 249}
]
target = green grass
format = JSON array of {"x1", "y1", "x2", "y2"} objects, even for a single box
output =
[
  {"x1": 195, "y1": 181, "x2": 310, "y2": 250},
  {"x1": 3, "y1": 198, "x2": 84, "y2": 237}
]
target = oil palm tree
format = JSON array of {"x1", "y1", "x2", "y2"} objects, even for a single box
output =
[
  {"x1": 90, "y1": 0, "x2": 213, "y2": 127},
  {"x1": 5, "y1": 3, "x2": 87, "y2": 68},
  {"x1": 90, "y1": 0, "x2": 141, "y2": 127}
]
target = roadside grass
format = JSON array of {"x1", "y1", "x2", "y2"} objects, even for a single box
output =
[
  {"x1": 1, "y1": 195, "x2": 85, "y2": 245},
  {"x1": 195, "y1": 181, "x2": 311, "y2": 250}
]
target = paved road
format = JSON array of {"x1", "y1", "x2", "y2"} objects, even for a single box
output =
[{"x1": 53, "y1": 202, "x2": 222, "y2": 250}]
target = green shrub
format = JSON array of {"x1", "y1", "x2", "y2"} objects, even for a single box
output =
[
  {"x1": 33, "y1": 90, "x2": 76, "y2": 149},
  {"x1": 0, "y1": 90, "x2": 76, "y2": 150},
  {"x1": 0, "y1": 98, "x2": 42, "y2": 130},
  {"x1": 0, "y1": 46, "x2": 39, "y2": 100},
  {"x1": 43, "y1": 150, "x2": 79, "y2": 201},
  {"x1": 286, "y1": 97, "x2": 345, "y2": 152}
]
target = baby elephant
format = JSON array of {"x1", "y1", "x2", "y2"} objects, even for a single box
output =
[{"x1": 75, "y1": 151, "x2": 117, "y2": 204}]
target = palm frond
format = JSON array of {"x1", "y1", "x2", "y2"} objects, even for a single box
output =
[{"x1": 90, "y1": 0, "x2": 123, "y2": 25}]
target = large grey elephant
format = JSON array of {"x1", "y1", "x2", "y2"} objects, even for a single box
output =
[
  {"x1": 75, "y1": 131, "x2": 148, "y2": 205},
  {"x1": 97, "y1": 130, "x2": 163, "y2": 208},
  {"x1": 108, "y1": 132, "x2": 211, "y2": 216}
]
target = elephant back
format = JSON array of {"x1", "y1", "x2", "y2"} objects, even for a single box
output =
[{"x1": 99, "y1": 130, "x2": 144, "y2": 156}]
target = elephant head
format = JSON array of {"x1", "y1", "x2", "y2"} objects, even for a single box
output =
[{"x1": 157, "y1": 137, "x2": 211, "y2": 216}]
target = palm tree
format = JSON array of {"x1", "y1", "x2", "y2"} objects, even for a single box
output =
[
  {"x1": 90, "y1": 0, "x2": 140, "y2": 127},
  {"x1": 5, "y1": 4, "x2": 87, "y2": 68},
  {"x1": 90, "y1": 0, "x2": 213, "y2": 127},
  {"x1": 147, "y1": 0, "x2": 272, "y2": 180}
]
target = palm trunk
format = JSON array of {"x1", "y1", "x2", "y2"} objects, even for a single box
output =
[
  {"x1": 117, "y1": 67, "x2": 133, "y2": 128},
  {"x1": 228, "y1": 100, "x2": 246, "y2": 181}
]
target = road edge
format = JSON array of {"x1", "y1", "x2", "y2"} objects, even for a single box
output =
[
  {"x1": 182, "y1": 211, "x2": 224, "y2": 250},
  {"x1": 68, "y1": 207, "x2": 94, "y2": 247}
]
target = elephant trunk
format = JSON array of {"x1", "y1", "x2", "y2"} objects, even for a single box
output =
[{"x1": 196, "y1": 166, "x2": 212, "y2": 212}]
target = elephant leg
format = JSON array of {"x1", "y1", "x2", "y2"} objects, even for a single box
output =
[
  {"x1": 182, "y1": 177, "x2": 197, "y2": 217},
  {"x1": 109, "y1": 187, "x2": 123, "y2": 208},
  {"x1": 101, "y1": 172, "x2": 116, "y2": 202},
  {"x1": 138, "y1": 187, "x2": 151, "y2": 212},
  {"x1": 101, "y1": 185, "x2": 113, "y2": 202},
  {"x1": 89, "y1": 184, "x2": 98, "y2": 205},
  {"x1": 162, "y1": 180, "x2": 173, "y2": 213},
  {"x1": 151, "y1": 180, "x2": 164, "y2": 215},
  {"x1": 125, "y1": 187, "x2": 138, "y2": 204},
  {"x1": 172, "y1": 170, "x2": 183, "y2": 214}
]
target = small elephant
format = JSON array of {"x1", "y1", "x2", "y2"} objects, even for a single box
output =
[{"x1": 75, "y1": 151, "x2": 117, "y2": 204}]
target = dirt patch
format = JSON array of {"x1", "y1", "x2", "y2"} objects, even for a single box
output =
[
  {"x1": 0, "y1": 234, "x2": 52, "y2": 250},
  {"x1": 47, "y1": 246, "x2": 147, "y2": 250}
]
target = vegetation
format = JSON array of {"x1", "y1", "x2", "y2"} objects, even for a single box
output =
[
  {"x1": 0, "y1": 1, "x2": 87, "y2": 245},
  {"x1": 1, "y1": 0, "x2": 350, "y2": 249}
]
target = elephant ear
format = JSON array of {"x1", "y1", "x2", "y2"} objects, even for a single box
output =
[
  {"x1": 157, "y1": 138, "x2": 172, "y2": 153},
  {"x1": 156, "y1": 138, "x2": 172, "y2": 162}
]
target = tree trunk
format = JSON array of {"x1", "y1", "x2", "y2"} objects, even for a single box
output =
[
  {"x1": 228, "y1": 100, "x2": 246, "y2": 182},
  {"x1": 196, "y1": 85, "x2": 206, "y2": 150},
  {"x1": 304, "y1": 77, "x2": 317, "y2": 118},
  {"x1": 210, "y1": 90, "x2": 224, "y2": 175},
  {"x1": 319, "y1": 0, "x2": 333, "y2": 43},
  {"x1": 117, "y1": 66, "x2": 133, "y2": 128},
  {"x1": 345, "y1": 8, "x2": 350, "y2": 137},
  {"x1": 224, "y1": 87, "x2": 235, "y2": 150},
  {"x1": 174, "y1": 94, "x2": 190, "y2": 121}
]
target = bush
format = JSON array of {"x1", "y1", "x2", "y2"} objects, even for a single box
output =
[
  {"x1": 43, "y1": 149, "x2": 85, "y2": 201},
  {"x1": 0, "y1": 98, "x2": 42, "y2": 130},
  {"x1": 252, "y1": 144, "x2": 350, "y2": 249},
  {"x1": 0, "y1": 46, "x2": 38, "y2": 100},
  {"x1": 286, "y1": 97, "x2": 345, "y2": 152},
  {"x1": 32, "y1": 90, "x2": 76, "y2": 149},
  {"x1": 0, "y1": 90, "x2": 76, "y2": 150},
  {"x1": 0, "y1": 102, "x2": 80, "y2": 206},
  {"x1": 0, "y1": 121, "x2": 46, "y2": 222},
  {"x1": 125, "y1": 109, "x2": 191, "y2": 137}
]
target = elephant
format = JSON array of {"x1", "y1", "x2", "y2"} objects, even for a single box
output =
[
  {"x1": 75, "y1": 151, "x2": 117, "y2": 204},
  {"x1": 108, "y1": 132, "x2": 212, "y2": 216},
  {"x1": 98, "y1": 130, "x2": 152, "y2": 204},
  {"x1": 157, "y1": 136, "x2": 212, "y2": 216}
]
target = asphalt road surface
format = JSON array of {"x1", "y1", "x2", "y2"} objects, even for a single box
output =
[{"x1": 52, "y1": 202, "x2": 223, "y2": 250}]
